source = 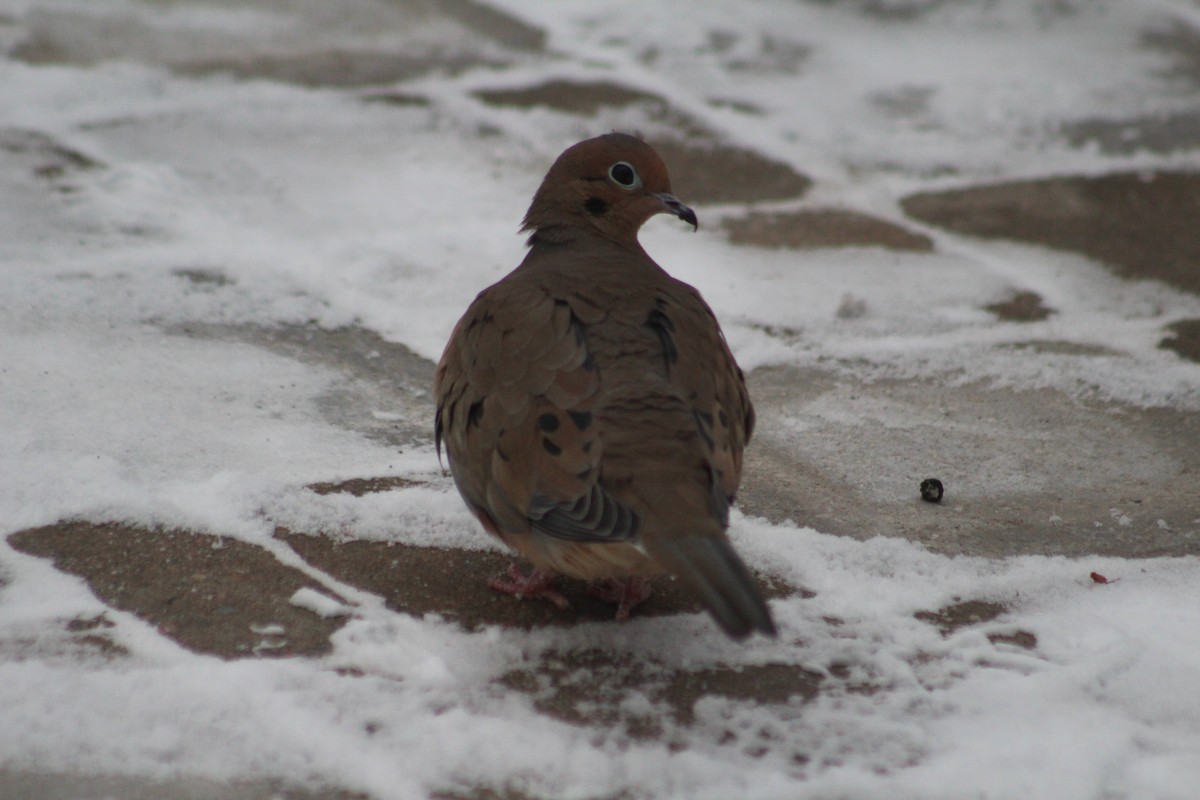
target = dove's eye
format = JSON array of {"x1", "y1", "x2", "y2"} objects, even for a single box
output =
[{"x1": 608, "y1": 161, "x2": 640, "y2": 189}]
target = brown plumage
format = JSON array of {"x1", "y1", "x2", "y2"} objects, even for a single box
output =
[{"x1": 434, "y1": 133, "x2": 775, "y2": 639}]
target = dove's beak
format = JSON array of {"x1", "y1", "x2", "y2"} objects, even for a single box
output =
[{"x1": 655, "y1": 192, "x2": 698, "y2": 231}]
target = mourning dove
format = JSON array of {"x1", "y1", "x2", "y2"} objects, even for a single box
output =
[{"x1": 434, "y1": 133, "x2": 775, "y2": 639}]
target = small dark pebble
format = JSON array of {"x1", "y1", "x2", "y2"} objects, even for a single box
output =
[{"x1": 920, "y1": 478, "x2": 944, "y2": 503}]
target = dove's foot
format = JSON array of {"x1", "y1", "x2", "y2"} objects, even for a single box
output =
[
  {"x1": 588, "y1": 576, "x2": 653, "y2": 621},
  {"x1": 489, "y1": 563, "x2": 570, "y2": 609}
]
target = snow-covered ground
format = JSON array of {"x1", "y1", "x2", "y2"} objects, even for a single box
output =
[{"x1": 2, "y1": 1, "x2": 1200, "y2": 798}]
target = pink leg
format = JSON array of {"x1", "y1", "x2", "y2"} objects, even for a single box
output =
[
  {"x1": 489, "y1": 563, "x2": 570, "y2": 610},
  {"x1": 588, "y1": 576, "x2": 653, "y2": 621}
]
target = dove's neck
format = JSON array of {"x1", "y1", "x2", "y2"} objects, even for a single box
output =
[
  {"x1": 525, "y1": 223, "x2": 646, "y2": 255},
  {"x1": 515, "y1": 227, "x2": 669, "y2": 286}
]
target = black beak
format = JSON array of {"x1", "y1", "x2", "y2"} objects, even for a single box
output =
[{"x1": 655, "y1": 192, "x2": 698, "y2": 231}]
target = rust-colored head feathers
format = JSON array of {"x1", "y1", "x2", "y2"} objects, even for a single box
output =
[{"x1": 521, "y1": 133, "x2": 697, "y2": 246}]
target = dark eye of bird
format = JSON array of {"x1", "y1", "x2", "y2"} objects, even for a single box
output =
[{"x1": 608, "y1": 161, "x2": 638, "y2": 188}]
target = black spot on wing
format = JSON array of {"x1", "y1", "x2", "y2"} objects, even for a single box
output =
[
  {"x1": 645, "y1": 308, "x2": 678, "y2": 373},
  {"x1": 567, "y1": 410, "x2": 593, "y2": 431},
  {"x1": 468, "y1": 399, "x2": 485, "y2": 428}
]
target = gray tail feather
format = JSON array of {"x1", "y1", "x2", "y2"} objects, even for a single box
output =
[{"x1": 645, "y1": 534, "x2": 777, "y2": 640}]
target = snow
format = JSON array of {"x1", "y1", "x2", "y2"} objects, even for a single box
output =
[{"x1": 2, "y1": 0, "x2": 1200, "y2": 798}]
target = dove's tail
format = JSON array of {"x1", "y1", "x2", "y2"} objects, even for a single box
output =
[{"x1": 644, "y1": 530, "x2": 776, "y2": 639}]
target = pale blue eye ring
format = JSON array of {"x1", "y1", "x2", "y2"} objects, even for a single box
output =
[{"x1": 608, "y1": 161, "x2": 640, "y2": 189}]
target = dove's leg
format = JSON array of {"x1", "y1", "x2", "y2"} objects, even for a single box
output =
[
  {"x1": 588, "y1": 576, "x2": 653, "y2": 621},
  {"x1": 489, "y1": 563, "x2": 570, "y2": 609}
]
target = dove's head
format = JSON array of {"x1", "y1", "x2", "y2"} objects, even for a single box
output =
[{"x1": 521, "y1": 133, "x2": 697, "y2": 246}]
